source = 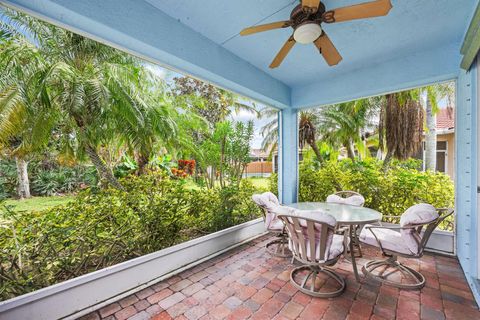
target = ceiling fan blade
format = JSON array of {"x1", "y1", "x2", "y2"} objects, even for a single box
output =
[
  {"x1": 240, "y1": 21, "x2": 290, "y2": 36},
  {"x1": 270, "y1": 36, "x2": 296, "y2": 69},
  {"x1": 326, "y1": 0, "x2": 392, "y2": 23},
  {"x1": 302, "y1": 0, "x2": 321, "y2": 11},
  {"x1": 314, "y1": 33, "x2": 342, "y2": 66}
]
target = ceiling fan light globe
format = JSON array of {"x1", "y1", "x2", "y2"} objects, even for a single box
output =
[{"x1": 293, "y1": 23, "x2": 322, "y2": 44}]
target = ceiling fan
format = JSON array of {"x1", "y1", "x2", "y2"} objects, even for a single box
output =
[{"x1": 240, "y1": 0, "x2": 392, "y2": 68}]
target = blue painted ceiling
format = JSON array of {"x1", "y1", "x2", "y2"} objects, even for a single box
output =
[{"x1": 146, "y1": 0, "x2": 476, "y2": 88}]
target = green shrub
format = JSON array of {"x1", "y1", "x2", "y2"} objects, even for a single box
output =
[
  {"x1": 270, "y1": 158, "x2": 454, "y2": 229},
  {"x1": 0, "y1": 171, "x2": 263, "y2": 300},
  {"x1": 0, "y1": 161, "x2": 17, "y2": 199}
]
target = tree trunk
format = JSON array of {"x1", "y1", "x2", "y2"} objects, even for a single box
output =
[
  {"x1": 346, "y1": 141, "x2": 356, "y2": 160},
  {"x1": 135, "y1": 153, "x2": 149, "y2": 175},
  {"x1": 425, "y1": 97, "x2": 437, "y2": 171},
  {"x1": 85, "y1": 144, "x2": 124, "y2": 190},
  {"x1": 382, "y1": 150, "x2": 394, "y2": 171},
  {"x1": 308, "y1": 140, "x2": 324, "y2": 163},
  {"x1": 219, "y1": 137, "x2": 226, "y2": 188},
  {"x1": 15, "y1": 157, "x2": 30, "y2": 199}
]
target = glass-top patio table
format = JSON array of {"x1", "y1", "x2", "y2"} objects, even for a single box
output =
[{"x1": 286, "y1": 202, "x2": 382, "y2": 282}]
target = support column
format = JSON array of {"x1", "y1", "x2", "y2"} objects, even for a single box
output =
[
  {"x1": 278, "y1": 108, "x2": 298, "y2": 204},
  {"x1": 456, "y1": 56, "x2": 479, "y2": 304}
]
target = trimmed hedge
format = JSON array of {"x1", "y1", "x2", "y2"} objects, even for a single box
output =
[
  {"x1": 270, "y1": 158, "x2": 454, "y2": 226},
  {"x1": 0, "y1": 171, "x2": 263, "y2": 300}
]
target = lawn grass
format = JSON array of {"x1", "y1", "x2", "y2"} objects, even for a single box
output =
[
  {"x1": 2, "y1": 177, "x2": 270, "y2": 212},
  {"x1": 4, "y1": 195, "x2": 75, "y2": 212},
  {"x1": 245, "y1": 177, "x2": 270, "y2": 190}
]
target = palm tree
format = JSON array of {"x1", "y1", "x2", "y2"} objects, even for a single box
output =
[
  {"x1": 423, "y1": 82, "x2": 455, "y2": 171},
  {"x1": 299, "y1": 111, "x2": 323, "y2": 162},
  {"x1": 260, "y1": 99, "x2": 378, "y2": 163},
  {"x1": 316, "y1": 98, "x2": 379, "y2": 161},
  {"x1": 0, "y1": 27, "x2": 57, "y2": 198},
  {"x1": 379, "y1": 91, "x2": 424, "y2": 167},
  {"x1": 259, "y1": 107, "x2": 279, "y2": 153},
  {"x1": 259, "y1": 108, "x2": 325, "y2": 162},
  {"x1": 0, "y1": 8, "x2": 178, "y2": 188}
]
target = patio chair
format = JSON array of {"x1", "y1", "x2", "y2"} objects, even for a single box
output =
[
  {"x1": 327, "y1": 191, "x2": 365, "y2": 257},
  {"x1": 326, "y1": 190, "x2": 365, "y2": 207},
  {"x1": 252, "y1": 192, "x2": 293, "y2": 257},
  {"x1": 359, "y1": 204, "x2": 454, "y2": 289},
  {"x1": 277, "y1": 210, "x2": 347, "y2": 297}
]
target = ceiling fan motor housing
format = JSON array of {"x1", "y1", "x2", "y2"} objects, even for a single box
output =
[
  {"x1": 291, "y1": 3, "x2": 326, "y2": 43},
  {"x1": 290, "y1": 3, "x2": 325, "y2": 28}
]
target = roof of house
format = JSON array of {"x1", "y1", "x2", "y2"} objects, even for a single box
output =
[
  {"x1": 436, "y1": 108, "x2": 455, "y2": 130},
  {"x1": 249, "y1": 148, "x2": 268, "y2": 158}
]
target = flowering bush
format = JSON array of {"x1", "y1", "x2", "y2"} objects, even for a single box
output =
[{"x1": 178, "y1": 159, "x2": 196, "y2": 175}]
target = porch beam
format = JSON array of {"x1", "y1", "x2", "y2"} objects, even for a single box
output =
[
  {"x1": 1, "y1": 0, "x2": 291, "y2": 109},
  {"x1": 291, "y1": 43, "x2": 460, "y2": 109}
]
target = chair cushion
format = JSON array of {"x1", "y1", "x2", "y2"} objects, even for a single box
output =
[
  {"x1": 359, "y1": 224, "x2": 413, "y2": 255},
  {"x1": 326, "y1": 194, "x2": 365, "y2": 207},
  {"x1": 287, "y1": 210, "x2": 337, "y2": 227},
  {"x1": 400, "y1": 204, "x2": 438, "y2": 226},
  {"x1": 267, "y1": 205, "x2": 295, "y2": 231},
  {"x1": 252, "y1": 193, "x2": 286, "y2": 230},
  {"x1": 399, "y1": 204, "x2": 438, "y2": 254},
  {"x1": 283, "y1": 210, "x2": 340, "y2": 262},
  {"x1": 268, "y1": 218, "x2": 284, "y2": 231},
  {"x1": 252, "y1": 194, "x2": 263, "y2": 206}
]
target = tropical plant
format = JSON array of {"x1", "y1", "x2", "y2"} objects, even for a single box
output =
[
  {"x1": 224, "y1": 121, "x2": 254, "y2": 186},
  {"x1": 379, "y1": 91, "x2": 424, "y2": 167},
  {"x1": 0, "y1": 8, "x2": 179, "y2": 190},
  {"x1": 316, "y1": 98, "x2": 380, "y2": 161},
  {"x1": 260, "y1": 99, "x2": 378, "y2": 163},
  {"x1": 260, "y1": 109, "x2": 325, "y2": 162},
  {"x1": 259, "y1": 107, "x2": 279, "y2": 153},
  {"x1": 196, "y1": 120, "x2": 254, "y2": 188},
  {"x1": 0, "y1": 171, "x2": 264, "y2": 300},
  {"x1": 299, "y1": 111, "x2": 323, "y2": 162},
  {"x1": 0, "y1": 20, "x2": 56, "y2": 198}
]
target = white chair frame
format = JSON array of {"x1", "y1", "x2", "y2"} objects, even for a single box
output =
[{"x1": 278, "y1": 212, "x2": 347, "y2": 298}]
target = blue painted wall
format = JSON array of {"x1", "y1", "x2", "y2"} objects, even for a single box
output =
[{"x1": 456, "y1": 56, "x2": 479, "y2": 303}]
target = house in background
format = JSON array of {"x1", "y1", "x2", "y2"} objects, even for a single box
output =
[
  {"x1": 415, "y1": 108, "x2": 455, "y2": 178},
  {"x1": 243, "y1": 148, "x2": 272, "y2": 177}
]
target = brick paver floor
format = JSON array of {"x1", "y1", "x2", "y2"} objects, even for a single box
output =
[{"x1": 79, "y1": 234, "x2": 479, "y2": 320}]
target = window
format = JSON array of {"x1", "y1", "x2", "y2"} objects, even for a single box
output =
[{"x1": 415, "y1": 141, "x2": 448, "y2": 173}]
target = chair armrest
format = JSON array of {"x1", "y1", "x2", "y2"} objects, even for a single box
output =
[{"x1": 364, "y1": 224, "x2": 416, "y2": 254}]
